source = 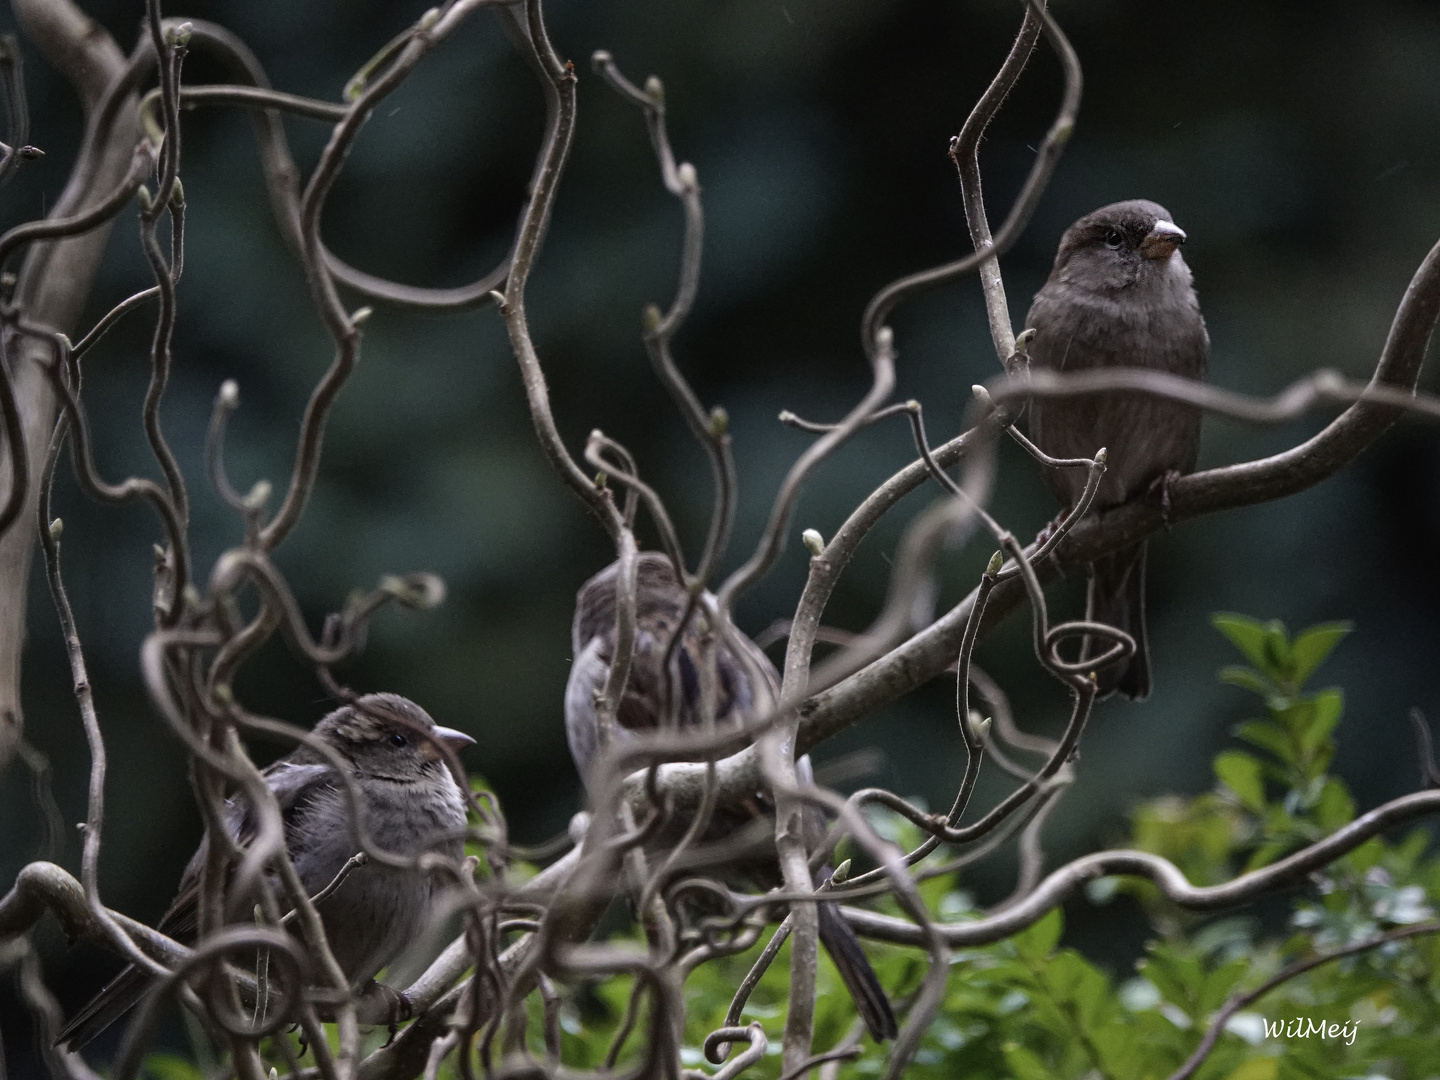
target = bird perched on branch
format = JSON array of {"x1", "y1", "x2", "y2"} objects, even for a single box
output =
[
  {"x1": 1025, "y1": 199, "x2": 1209, "y2": 699},
  {"x1": 565, "y1": 553, "x2": 898, "y2": 1042},
  {"x1": 57, "y1": 693, "x2": 474, "y2": 1049}
]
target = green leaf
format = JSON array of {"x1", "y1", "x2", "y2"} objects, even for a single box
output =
[
  {"x1": 1297, "y1": 689, "x2": 1343, "y2": 755},
  {"x1": 1289, "y1": 621, "x2": 1352, "y2": 687},
  {"x1": 1262, "y1": 621, "x2": 1293, "y2": 680},
  {"x1": 1212, "y1": 613, "x2": 1275, "y2": 672},
  {"x1": 1243, "y1": 840, "x2": 1290, "y2": 871},
  {"x1": 1015, "y1": 907, "x2": 1063, "y2": 961},
  {"x1": 1313, "y1": 778, "x2": 1355, "y2": 829},
  {"x1": 1225, "y1": 1058, "x2": 1279, "y2": 1080},
  {"x1": 1395, "y1": 827, "x2": 1431, "y2": 870},
  {"x1": 1234, "y1": 720, "x2": 1292, "y2": 763},
  {"x1": 1140, "y1": 946, "x2": 1204, "y2": 1014},
  {"x1": 1345, "y1": 836, "x2": 1386, "y2": 873},
  {"x1": 1046, "y1": 951, "x2": 1112, "y2": 1029},
  {"x1": 1219, "y1": 665, "x2": 1274, "y2": 698},
  {"x1": 1274, "y1": 699, "x2": 1316, "y2": 739},
  {"x1": 1199, "y1": 957, "x2": 1250, "y2": 1013},
  {"x1": 1215, "y1": 750, "x2": 1267, "y2": 812},
  {"x1": 1041, "y1": 949, "x2": 1088, "y2": 997},
  {"x1": 1003, "y1": 1041, "x2": 1055, "y2": 1080}
]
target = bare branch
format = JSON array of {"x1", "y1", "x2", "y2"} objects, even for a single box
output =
[
  {"x1": 840, "y1": 788, "x2": 1440, "y2": 946},
  {"x1": 950, "y1": 1, "x2": 1047, "y2": 363},
  {"x1": 859, "y1": 0, "x2": 1080, "y2": 361}
]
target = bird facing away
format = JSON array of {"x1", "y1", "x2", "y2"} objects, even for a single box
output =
[
  {"x1": 57, "y1": 693, "x2": 474, "y2": 1050},
  {"x1": 565, "y1": 553, "x2": 899, "y2": 1042},
  {"x1": 1024, "y1": 199, "x2": 1209, "y2": 700}
]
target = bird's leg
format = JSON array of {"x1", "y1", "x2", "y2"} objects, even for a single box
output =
[
  {"x1": 381, "y1": 985, "x2": 416, "y2": 1047},
  {"x1": 1147, "y1": 469, "x2": 1183, "y2": 526},
  {"x1": 354, "y1": 978, "x2": 414, "y2": 1041}
]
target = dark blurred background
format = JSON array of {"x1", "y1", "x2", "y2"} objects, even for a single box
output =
[{"x1": 3, "y1": 0, "x2": 1440, "y2": 1068}]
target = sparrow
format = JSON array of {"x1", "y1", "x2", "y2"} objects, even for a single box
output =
[
  {"x1": 565, "y1": 553, "x2": 898, "y2": 1042},
  {"x1": 57, "y1": 693, "x2": 474, "y2": 1050},
  {"x1": 1024, "y1": 199, "x2": 1209, "y2": 699}
]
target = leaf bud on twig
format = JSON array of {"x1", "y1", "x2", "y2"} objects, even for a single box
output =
[
  {"x1": 802, "y1": 529, "x2": 825, "y2": 557},
  {"x1": 985, "y1": 550, "x2": 1003, "y2": 578},
  {"x1": 381, "y1": 572, "x2": 446, "y2": 609},
  {"x1": 219, "y1": 379, "x2": 239, "y2": 409},
  {"x1": 645, "y1": 75, "x2": 664, "y2": 103},
  {"x1": 48, "y1": 518, "x2": 63, "y2": 541},
  {"x1": 708, "y1": 405, "x2": 729, "y2": 437},
  {"x1": 1313, "y1": 368, "x2": 1344, "y2": 396},
  {"x1": 242, "y1": 480, "x2": 271, "y2": 511},
  {"x1": 966, "y1": 710, "x2": 992, "y2": 742},
  {"x1": 642, "y1": 303, "x2": 662, "y2": 333},
  {"x1": 569, "y1": 811, "x2": 591, "y2": 846}
]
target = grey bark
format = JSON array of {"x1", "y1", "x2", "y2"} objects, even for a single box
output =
[{"x1": 0, "y1": 0, "x2": 135, "y2": 772}]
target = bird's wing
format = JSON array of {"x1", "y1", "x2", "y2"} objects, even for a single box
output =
[
  {"x1": 56, "y1": 762, "x2": 338, "y2": 1050},
  {"x1": 565, "y1": 637, "x2": 612, "y2": 782},
  {"x1": 165, "y1": 762, "x2": 338, "y2": 937}
]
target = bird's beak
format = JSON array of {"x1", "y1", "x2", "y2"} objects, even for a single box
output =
[
  {"x1": 423, "y1": 725, "x2": 476, "y2": 762},
  {"x1": 1140, "y1": 219, "x2": 1186, "y2": 260}
]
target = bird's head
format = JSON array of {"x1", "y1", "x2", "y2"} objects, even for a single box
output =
[
  {"x1": 1051, "y1": 199, "x2": 1190, "y2": 295},
  {"x1": 314, "y1": 692, "x2": 474, "y2": 781}
]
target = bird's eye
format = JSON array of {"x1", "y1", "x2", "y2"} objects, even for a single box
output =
[
  {"x1": 389, "y1": 732, "x2": 407, "y2": 748},
  {"x1": 1104, "y1": 228, "x2": 1125, "y2": 250}
]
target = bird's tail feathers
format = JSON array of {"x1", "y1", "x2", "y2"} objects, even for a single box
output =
[
  {"x1": 816, "y1": 899, "x2": 898, "y2": 1041},
  {"x1": 1086, "y1": 541, "x2": 1151, "y2": 700},
  {"x1": 54, "y1": 963, "x2": 151, "y2": 1051}
]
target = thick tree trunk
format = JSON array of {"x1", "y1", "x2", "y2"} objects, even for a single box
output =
[{"x1": 0, "y1": 0, "x2": 135, "y2": 772}]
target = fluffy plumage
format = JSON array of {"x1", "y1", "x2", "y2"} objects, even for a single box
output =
[
  {"x1": 1025, "y1": 199, "x2": 1209, "y2": 699},
  {"x1": 57, "y1": 693, "x2": 473, "y2": 1050},
  {"x1": 565, "y1": 553, "x2": 898, "y2": 1042}
]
